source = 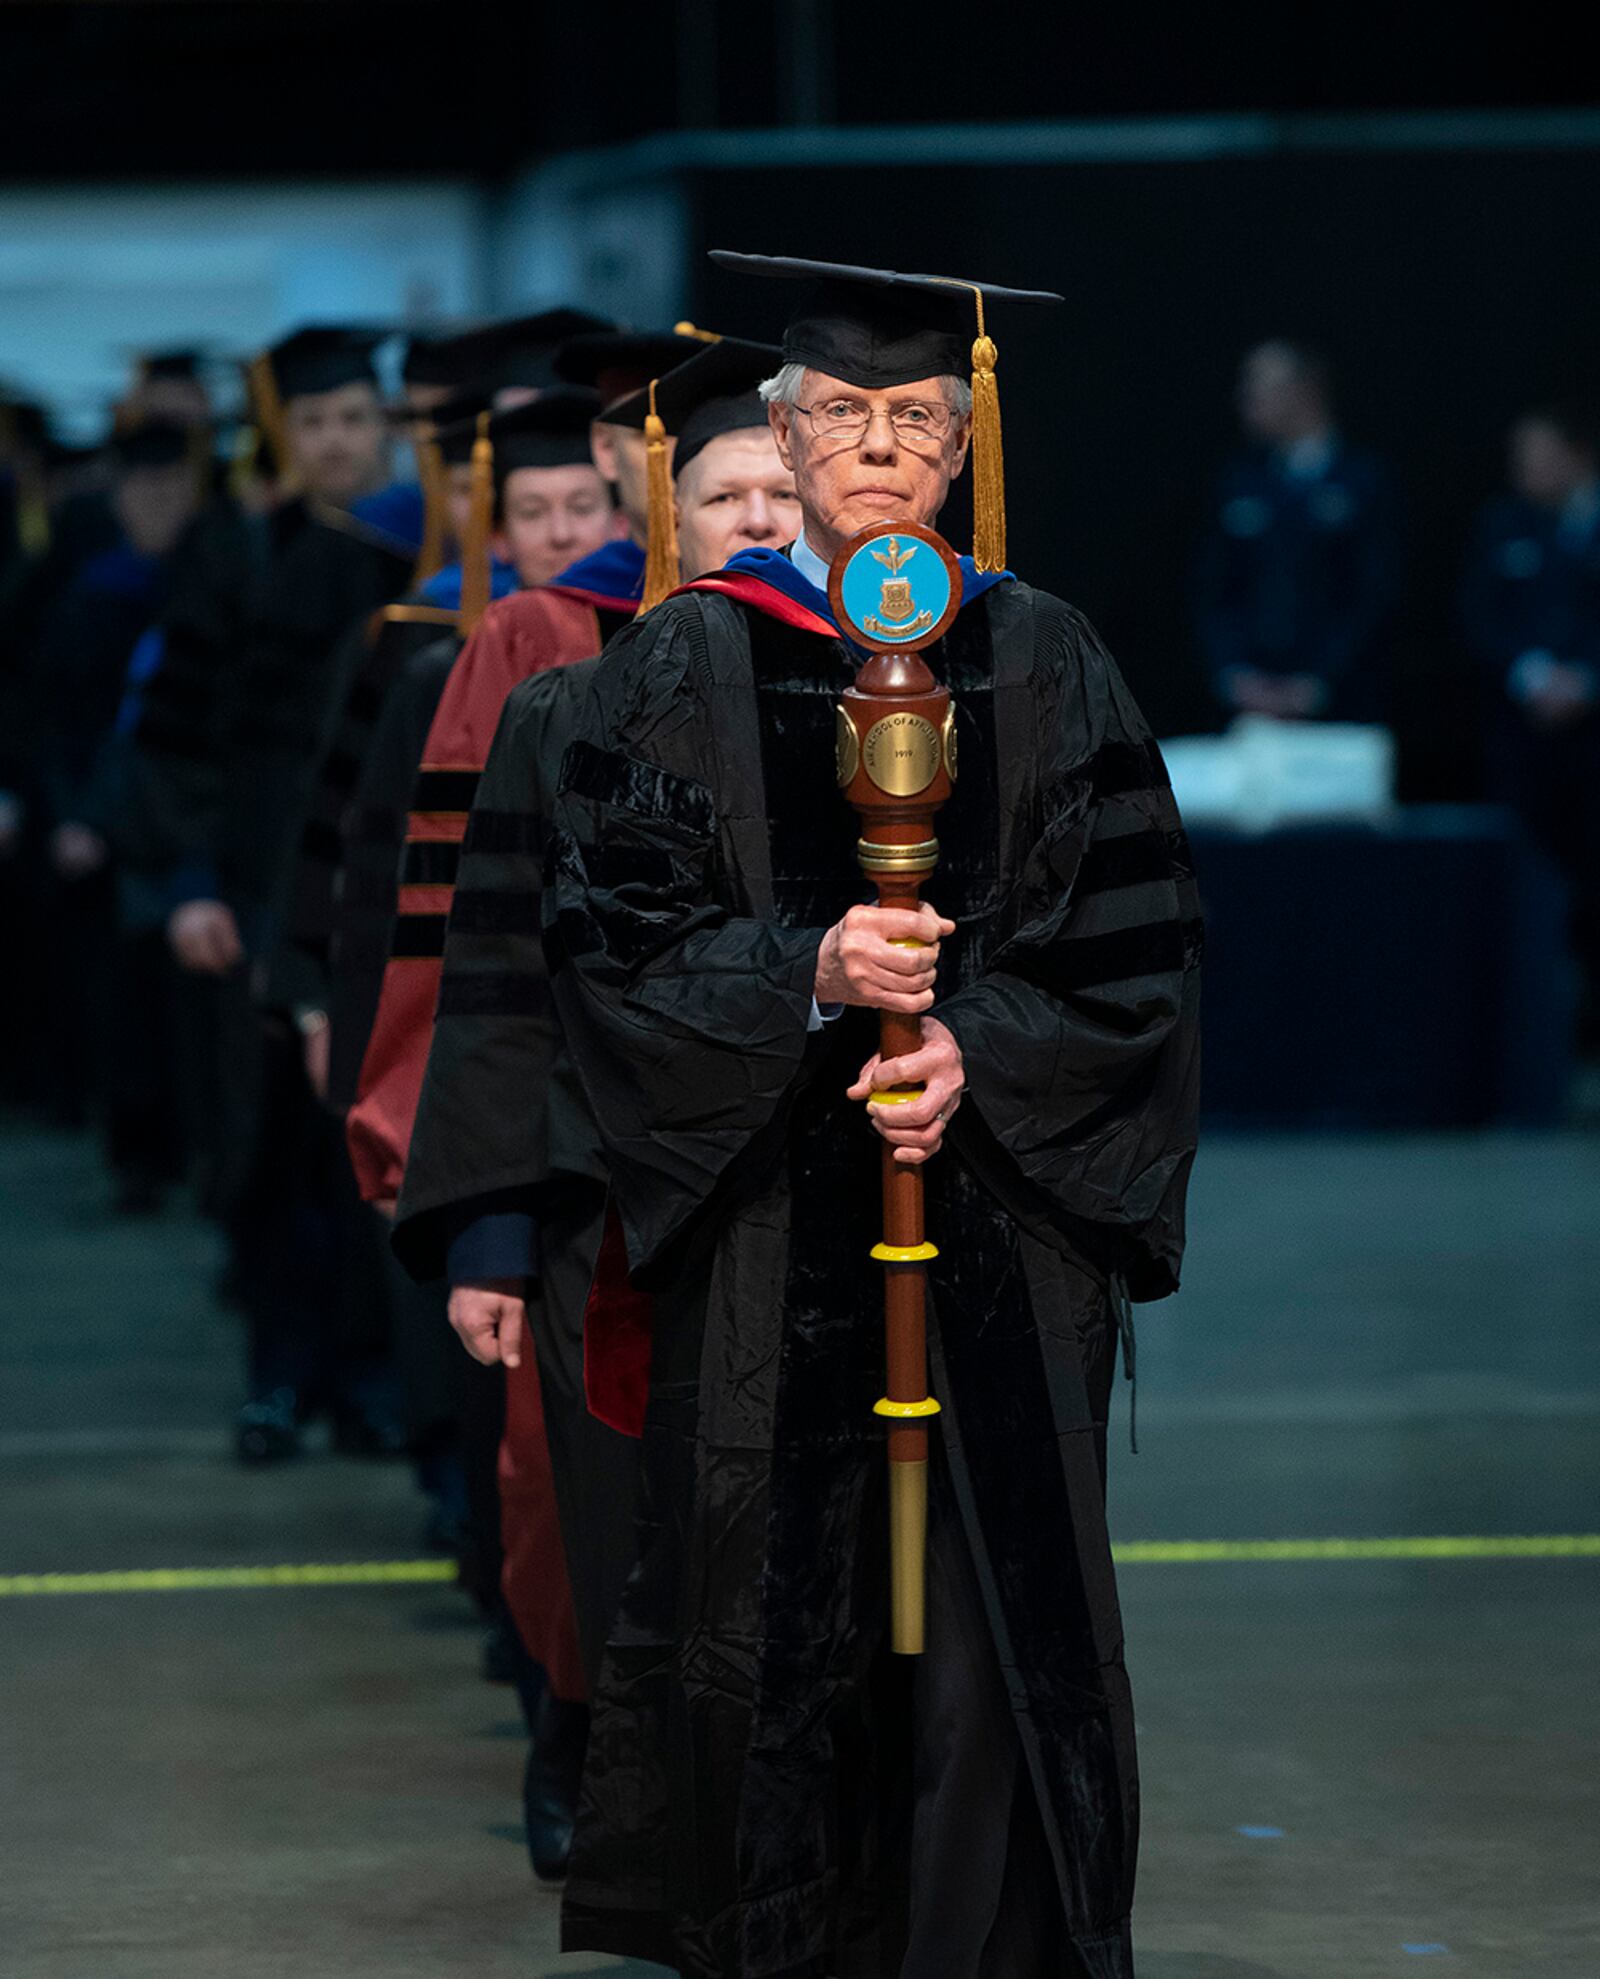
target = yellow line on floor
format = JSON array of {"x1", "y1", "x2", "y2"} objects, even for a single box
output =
[
  {"x1": 0, "y1": 1561, "x2": 459, "y2": 1597},
  {"x1": 1113, "y1": 1535, "x2": 1600, "y2": 1564},
  {"x1": 1, "y1": 1536, "x2": 1597, "y2": 1598}
]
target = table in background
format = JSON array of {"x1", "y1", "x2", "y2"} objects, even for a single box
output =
[{"x1": 1191, "y1": 806, "x2": 1573, "y2": 1127}]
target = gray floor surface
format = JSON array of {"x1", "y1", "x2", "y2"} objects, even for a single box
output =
[{"x1": 2, "y1": 1122, "x2": 1596, "y2": 1977}]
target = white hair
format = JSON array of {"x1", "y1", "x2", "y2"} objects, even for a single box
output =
[{"x1": 758, "y1": 362, "x2": 972, "y2": 417}]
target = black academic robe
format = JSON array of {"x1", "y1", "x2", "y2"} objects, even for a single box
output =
[
  {"x1": 108, "y1": 498, "x2": 261, "y2": 888},
  {"x1": 392, "y1": 656, "x2": 644, "y2": 1689},
  {"x1": 267, "y1": 605, "x2": 460, "y2": 1028},
  {"x1": 545, "y1": 579, "x2": 1201, "y2": 1977},
  {"x1": 392, "y1": 657, "x2": 606, "y2": 1258},
  {"x1": 211, "y1": 499, "x2": 414, "y2": 937},
  {"x1": 325, "y1": 630, "x2": 462, "y2": 1113}
]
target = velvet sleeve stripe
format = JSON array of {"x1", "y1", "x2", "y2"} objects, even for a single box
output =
[
  {"x1": 1077, "y1": 737, "x2": 1172, "y2": 801},
  {"x1": 400, "y1": 840, "x2": 461, "y2": 887},
  {"x1": 560, "y1": 737, "x2": 716, "y2": 840},
  {"x1": 463, "y1": 808, "x2": 547, "y2": 856},
  {"x1": 346, "y1": 802, "x2": 405, "y2": 840},
  {"x1": 390, "y1": 914, "x2": 449, "y2": 959},
  {"x1": 1044, "y1": 917, "x2": 1203, "y2": 992},
  {"x1": 1075, "y1": 828, "x2": 1179, "y2": 897},
  {"x1": 435, "y1": 971, "x2": 543, "y2": 1019},
  {"x1": 448, "y1": 888, "x2": 540, "y2": 937},
  {"x1": 410, "y1": 767, "x2": 481, "y2": 814}
]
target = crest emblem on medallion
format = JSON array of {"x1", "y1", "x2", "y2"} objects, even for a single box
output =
[
  {"x1": 867, "y1": 537, "x2": 930, "y2": 635},
  {"x1": 827, "y1": 521, "x2": 963, "y2": 655}
]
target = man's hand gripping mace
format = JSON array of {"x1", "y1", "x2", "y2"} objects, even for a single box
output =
[{"x1": 837, "y1": 647, "x2": 955, "y2": 1656}]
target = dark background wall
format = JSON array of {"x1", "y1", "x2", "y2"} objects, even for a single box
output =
[
  {"x1": 1, "y1": 2, "x2": 1595, "y2": 177},
  {"x1": 691, "y1": 146, "x2": 1600, "y2": 795},
  {"x1": 6, "y1": 3, "x2": 1599, "y2": 795}
]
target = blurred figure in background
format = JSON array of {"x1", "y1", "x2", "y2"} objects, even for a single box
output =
[
  {"x1": 29, "y1": 421, "x2": 203, "y2": 1193},
  {"x1": 139, "y1": 325, "x2": 416, "y2": 1466},
  {"x1": 1461, "y1": 403, "x2": 1600, "y2": 1042},
  {"x1": 119, "y1": 349, "x2": 214, "y2": 437},
  {"x1": 1195, "y1": 338, "x2": 1402, "y2": 723},
  {"x1": 0, "y1": 396, "x2": 55, "y2": 1098}
]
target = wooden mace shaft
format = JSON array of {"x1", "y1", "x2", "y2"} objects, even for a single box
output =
[{"x1": 839, "y1": 652, "x2": 954, "y2": 1656}]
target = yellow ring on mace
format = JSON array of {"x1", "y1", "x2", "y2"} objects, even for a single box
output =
[
  {"x1": 874, "y1": 1396, "x2": 943, "y2": 1418},
  {"x1": 867, "y1": 1087, "x2": 925, "y2": 1106},
  {"x1": 858, "y1": 837, "x2": 940, "y2": 872},
  {"x1": 871, "y1": 1241, "x2": 940, "y2": 1262}
]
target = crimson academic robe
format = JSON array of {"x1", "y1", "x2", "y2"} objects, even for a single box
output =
[
  {"x1": 544, "y1": 567, "x2": 1201, "y2": 1977},
  {"x1": 346, "y1": 583, "x2": 632, "y2": 1203},
  {"x1": 348, "y1": 570, "x2": 636, "y2": 1701}
]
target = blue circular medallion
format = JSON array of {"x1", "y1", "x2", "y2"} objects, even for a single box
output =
[{"x1": 830, "y1": 524, "x2": 961, "y2": 652}]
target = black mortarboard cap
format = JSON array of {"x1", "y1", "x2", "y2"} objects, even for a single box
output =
[
  {"x1": 441, "y1": 309, "x2": 615, "y2": 397},
  {"x1": 0, "y1": 397, "x2": 51, "y2": 454},
  {"x1": 402, "y1": 329, "x2": 472, "y2": 389},
  {"x1": 709, "y1": 253, "x2": 1061, "y2": 386},
  {"x1": 108, "y1": 419, "x2": 193, "y2": 470},
  {"x1": 607, "y1": 339, "x2": 772, "y2": 613},
  {"x1": 485, "y1": 388, "x2": 602, "y2": 477},
  {"x1": 604, "y1": 338, "x2": 782, "y2": 478},
  {"x1": 422, "y1": 387, "x2": 498, "y2": 466},
  {"x1": 709, "y1": 252, "x2": 1063, "y2": 571},
  {"x1": 554, "y1": 325, "x2": 721, "y2": 411},
  {"x1": 264, "y1": 326, "x2": 386, "y2": 401},
  {"x1": 138, "y1": 348, "x2": 207, "y2": 383}
]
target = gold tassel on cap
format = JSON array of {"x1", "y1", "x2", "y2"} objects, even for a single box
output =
[
  {"x1": 247, "y1": 351, "x2": 294, "y2": 493},
  {"x1": 459, "y1": 411, "x2": 495, "y2": 635},
  {"x1": 967, "y1": 287, "x2": 1007, "y2": 575},
  {"x1": 638, "y1": 378, "x2": 680, "y2": 615},
  {"x1": 673, "y1": 322, "x2": 722, "y2": 344},
  {"x1": 409, "y1": 431, "x2": 450, "y2": 590}
]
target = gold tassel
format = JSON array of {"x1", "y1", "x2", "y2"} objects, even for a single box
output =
[
  {"x1": 0, "y1": 407, "x2": 49, "y2": 557},
  {"x1": 967, "y1": 288, "x2": 1006, "y2": 575},
  {"x1": 229, "y1": 421, "x2": 262, "y2": 501},
  {"x1": 638, "y1": 378, "x2": 679, "y2": 615},
  {"x1": 409, "y1": 432, "x2": 450, "y2": 590},
  {"x1": 247, "y1": 351, "x2": 295, "y2": 493},
  {"x1": 459, "y1": 411, "x2": 494, "y2": 635},
  {"x1": 672, "y1": 321, "x2": 722, "y2": 344}
]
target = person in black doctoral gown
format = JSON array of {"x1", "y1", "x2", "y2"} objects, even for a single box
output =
[
  {"x1": 449, "y1": 256, "x2": 1202, "y2": 1976},
  {"x1": 30, "y1": 419, "x2": 204, "y2": 1195},
  {"x1": 149, "y1": 326, "x2": 416, "y2": 1462},
  {"x1": 392, "y1": 335, "x2": 797, "y2": 1692}
]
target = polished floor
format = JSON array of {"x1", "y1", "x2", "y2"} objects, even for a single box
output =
[{"x1": 2, "y1": 1122, "x2": 1596, "y2": 1978}]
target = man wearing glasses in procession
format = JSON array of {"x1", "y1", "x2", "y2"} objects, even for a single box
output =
[{"x1": 426, "y1": 254, "x2": 1202, "y2": 1978}]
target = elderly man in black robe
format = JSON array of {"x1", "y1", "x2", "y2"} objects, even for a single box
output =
[{"x1": 458, "y1": 257, "x2": 1201, "y2": 1977}]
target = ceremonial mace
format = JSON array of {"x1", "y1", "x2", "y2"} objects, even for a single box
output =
[{"x1": 829, "y1": 520, "x2": 962, "y2": 1657}]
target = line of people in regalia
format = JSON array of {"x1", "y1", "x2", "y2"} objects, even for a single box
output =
[{"x1": 1, "y1": 304, "x2": 1596, "y2": 1901}]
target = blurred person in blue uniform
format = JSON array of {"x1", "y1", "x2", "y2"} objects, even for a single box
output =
[
  {"x1": 25, "y1": 421, "x2": 205, "y2": 1191},
  {"x1": 1461, "y1": 403, "x2": 1600, "y2": 1038},
  {"x1": 1195, "y1": 339, "x2": 1402, "y2": 724}
]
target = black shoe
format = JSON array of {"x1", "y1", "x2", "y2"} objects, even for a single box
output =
[
  {"x1": 523, "y1": 1694, "x2": 588, "y2": 1882},
  {"x1": 235, "y1": 1388, "x2": 302, "y2": 1466}
]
